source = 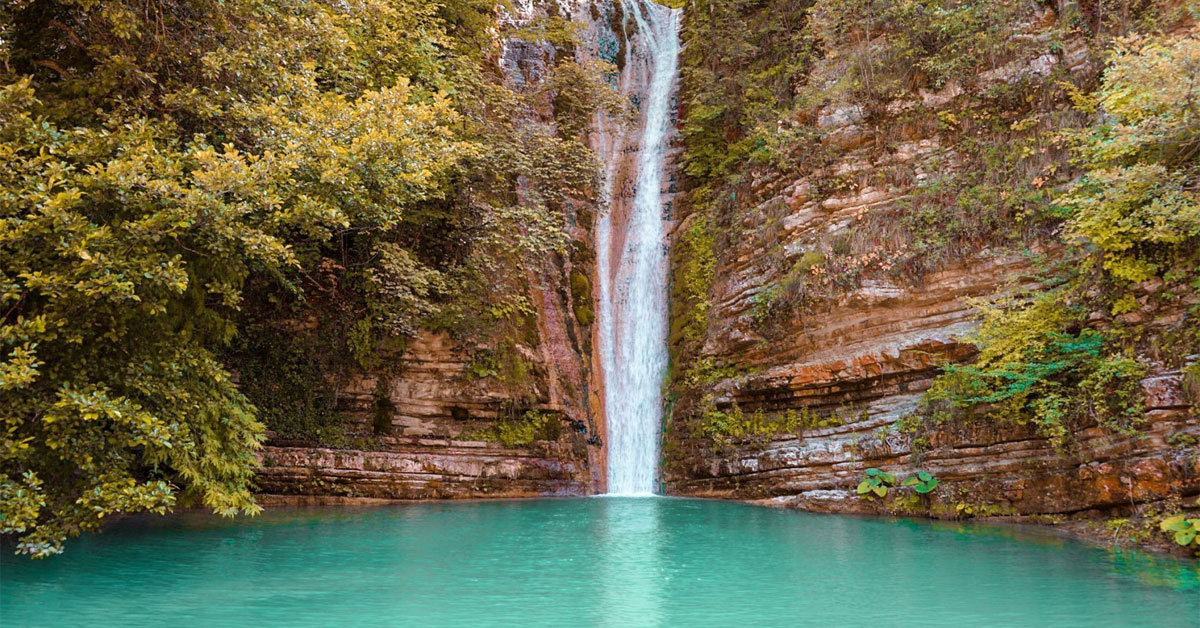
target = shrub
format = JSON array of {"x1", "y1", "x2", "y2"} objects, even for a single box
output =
[
  {"x1": 1062, "y1": 35, "x2": 1200, "y2": 285},
  {"x1": 926, "y1": 292, "x2": 1146, "y2": 449},
  {"x1": 697, "y1": 398, "x2": 851, "y2": 442}
]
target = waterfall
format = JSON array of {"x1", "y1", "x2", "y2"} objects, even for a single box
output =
[{"x1": 595, "y1": 0, "x2": 681, "y2": 496}]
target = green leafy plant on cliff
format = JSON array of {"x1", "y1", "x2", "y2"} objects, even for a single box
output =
[
  {"x1": 676, "y1": 0, "x2": 817, "y2": 181},
  {"x1": 670, "y1": 215, "x2": 717, "y2": 352},
  {"x1": 667, "y1": 213, "x2": 720, "y2": 400},
  {"x1": 1060, "y1": 34, "x2": 1200, "y2": 285},
  {"x1": 697, "y1": 397, "x2": 852, "y2": 443},
  {"x1": 856, "y1": 468, "x2": 896, "y2": 498},
  {"x1": 952, "y1": 501, "x2": 1017, "y2": 519},
  {"x1": 1159, "y1": 514, "x2": 1200, "y2": 550},
  {"x1": 926, "y1": 294, "x2": 1146, "y2": 449},
  {"x1": 902, "y1": 471, "x2": 940, "y2": 494},
  {"x1": 570, "y1": 271, "x2": 595, "y2": 326}
]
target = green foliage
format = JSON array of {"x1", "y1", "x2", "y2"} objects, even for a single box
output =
[
  {"x1": 545, "y1": 58, "x2": 631, "y2": 138},
  {"x1": 227, "y1": 322, "x2": 344, "y2": 442},
  {"x1": 667, "y1": 212, "x2": 720, "y2": 403},
  {"x1": 0, "y1": 0, "x2": 483, "y2": 556},
  {"x1": 809, "y1": 0, "x2": 1039, "y2": 99},
  {"x1": 697, "y1": 397, "x2": 850, "y2": 442},
  {"x1": 856, "y1": 468, "x2": 896, "y2": 498},
  {"x1": 902, "y1": 471, "x2": 940, "y2": 494},
  {"x1": 1159, "y1": 514, "x2": 1200, "y2": 548},
  {"x1": 570, "y1": 271, "x2": 595, "y2": 326},
  {"x1": 927, "y1": 293, "x2": 1145, "y2": 449},
  {"x1": 1061, "y1": 34, "x2": 1200, "y2": 284},
  {"x1": 677, "y1": 357, "x2": 746, "y2": 394},
  {"x1": 952, "y1": 501, "x2": 1017, "y2": 518},
  {"x1": 749, "y1": 286, "x2": 780, "y2": 326},
  {"x1": 892, "y1": 493, "x2": 923, "y2": 512},
  {"x1": 467, "y1": 341, "x2": 539, "y2": 403},
  {"x1": 0, "y1": 0, "x2": 619, "y2": 555},
  {"x1": 575, "y1": 305, "x2": 595, "y2": 327},
  {"x1": 570, "y1": 272, "x2": 592, "y2": 302},
  {"x1": 670, "y1": 215, "x2": 717, "y2": 350},
  {"x1": 677, "y1": 0, "x2": 816, "y2": 181},
  {"x1": 468, "y1": 410, "x2": 559, "y2": 448},
  {"x1": 367, "y1": 244, "x2": 449, "y2": 340}
]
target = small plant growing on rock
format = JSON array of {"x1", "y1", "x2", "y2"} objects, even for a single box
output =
[
  {"x1": 856, "y1": 468, "x2": 896, "y2": 498},
  {"x1": 1160, "y1": 514, "x2": 1200, "y2": 549},
  {"x1": 902, "y1": 471, "x2": 940, "y2": 494}
]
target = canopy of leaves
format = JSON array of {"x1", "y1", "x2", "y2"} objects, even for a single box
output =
[{"x1": 1, "y1": 0, "x2": 618, "y2": 556}]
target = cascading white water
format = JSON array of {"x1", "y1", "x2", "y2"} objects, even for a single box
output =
[{"x1": 595, "y1": 0, "x2": 681, "y2": 495}]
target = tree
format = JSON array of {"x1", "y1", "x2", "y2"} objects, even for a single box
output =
[
  {"x1": 0, "y1": 0, "x2": 473, "y2": 556},
  {"x1": 1, "y1": 0, "x2": 623, "y2": 556}
]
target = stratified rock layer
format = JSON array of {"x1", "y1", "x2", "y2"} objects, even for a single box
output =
[
  {"x1": 666, "y1": 383, "x2": 1199, "y2": 516},
  {"x1": 661, "y1": 7, "x2": 1200, "y2": 527},
  {"x1": 256, "y1": 323, "x2": 598, "y2": 499},
  {"x1": 257, "y1": 440, "x2": 587, "y2": 499}
]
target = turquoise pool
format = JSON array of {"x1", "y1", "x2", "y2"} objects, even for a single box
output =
[{"x1": 2, "y1": 497, "x2": 1197, "y2": 627}]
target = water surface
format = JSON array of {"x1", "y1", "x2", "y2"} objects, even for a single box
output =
[{"x1": 2, "y1": 498, "x2": 1197, "y2": 627}]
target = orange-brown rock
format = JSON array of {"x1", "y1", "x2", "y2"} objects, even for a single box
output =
[{"x1": 661, "y1": 7, "x2": 1200, "y2": 542}]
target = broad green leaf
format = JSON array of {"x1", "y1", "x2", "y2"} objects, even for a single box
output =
[{"x1": 1161, "y1": 515, "x2": 1186, "y2": 532}]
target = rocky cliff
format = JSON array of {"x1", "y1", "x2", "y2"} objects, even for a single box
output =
[
  {"x1": 661, "y1": 0, "x2": 1200, "y2": 549},
  {"x1": 255, "y1": 0, "x2": 611, "y2": 500},
  {"x1": 257, "y1": 330, "x2": 597, "y2": 499}
]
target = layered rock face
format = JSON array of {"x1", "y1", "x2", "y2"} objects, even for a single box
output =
[
  {"x1": 256, "y1": 0, "x2": 610, "y2": 500},
  {"x1": 666, "y1": 378, "x2": 1197, "y2": 517},
  {"x1": 662, "y1": 5, "x2": 1200, "y2": 523},
  {"x1": 257, "y1": 442, "x2": 587, "y2": 500},
  {"x1": 257, "y1": 331, "x2": 596, "y2": 499}
]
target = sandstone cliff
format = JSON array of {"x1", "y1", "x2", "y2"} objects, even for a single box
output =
[{"x1": 661, "y1": 0, "x2": 1200, "y2": 551}]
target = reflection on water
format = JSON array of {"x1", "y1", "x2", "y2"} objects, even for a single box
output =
[
  {"x1": 1108, "y1": 548, "x2": 1200, "y2": 591},
  {"x1": 2, "y1": 498, "x2": 1197, "y2": 628},
  {"x1": 597, "y1": 497, "x2": 663, "y2": 627}
]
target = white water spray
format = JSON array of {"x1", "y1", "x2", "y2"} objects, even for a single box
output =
[{"x1": 596, "y1": 0, "x2": 680, "y2": 495}]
